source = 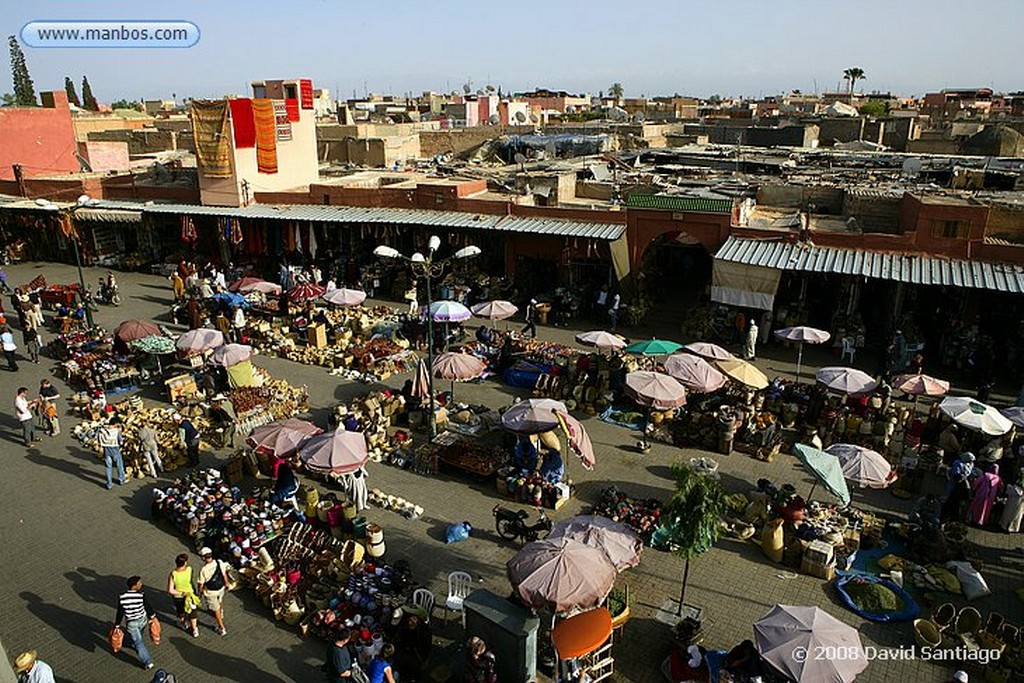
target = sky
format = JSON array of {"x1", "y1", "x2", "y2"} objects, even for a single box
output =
[{"x1": 3, "y1": 0, "x2": 1023, "y2": 103}]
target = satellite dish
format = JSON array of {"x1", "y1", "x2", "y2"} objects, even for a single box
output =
[
  {"x1": 902, "y1": 157, "x2": 923, "y2": 178},
  {"x1": 634, "y1": 112, "x2": 646, "y2": 123},
  {"x1": 529, "y1": 113, "x2": 539, "y2": 123},
  {"x1": 609, "y1": 107, "x2": 628, "y2": 122},
  {"x1": 75, "y1": 152, "x2": 93, "y2": 173},
  {"x1": 488, "y1": 113, "x2": 500, "y2": 125},
  {"x1": 514, "y1": 111, "x2": 526, "y2": 123},
  {"x1": 485, "y1": 84, "x2": 495, "y2": 93}
]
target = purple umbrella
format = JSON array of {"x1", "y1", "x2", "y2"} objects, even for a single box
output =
[
  {"x1": 424, "y1": 300, "x2": 471, "y2": 322},
  {"x1": 548, "y1": 516, "x2": 642, "y2": 571}
]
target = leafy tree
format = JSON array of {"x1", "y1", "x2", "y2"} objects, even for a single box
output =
[
  {"x1": 64, "y1": 76, "x2": 80, "y2": 106},
  {"x1": 843, "y1": 67, "x2": 866, "y2": 101},
  {"x1": 1, "y1": 92, "x2": 16, "y2": 107},
  {"x1": 81, "y1": 76, "x2": 98, "y2": 111},
  {"x1": 708, "y1": 94, "x2": 722, "y2": 105},
  {"x1": 859, "y1": 100, "x2": 888, "y2": 117},
  {"x1": 8, "y1": 35, "x2": 36, "y2": 106},
  {"x1": 664, "y1": 463, "x2": 726, "y2": 616},
  {"x1": 609, "y1": 82, "x2": 624, "y2": 100},
  {"x1": 110, "y1": 98, "x2": 143, "y2": 111}
]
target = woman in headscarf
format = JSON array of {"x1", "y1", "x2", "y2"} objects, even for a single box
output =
[{"x1": 969, "y1": 463, "x2": 1003, "y2": 527}]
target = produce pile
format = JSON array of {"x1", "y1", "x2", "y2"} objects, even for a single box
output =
[
  {"x1": 49, "y1": 329, "x2": 110, "y2": 361},
  {"x1": 844, "y1": 578, "x2": 904, "y2": 613},
  {"x1": 590, "y1": 486, "x2": 664, "y2": 543}
]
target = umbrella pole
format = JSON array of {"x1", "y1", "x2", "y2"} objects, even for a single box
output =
[
  {"x1": 808, "y1": 480, "x2": 818, "y2": 502},
  {"x1": 796, "y1": 344, "x2": 803, "y2": 383}
]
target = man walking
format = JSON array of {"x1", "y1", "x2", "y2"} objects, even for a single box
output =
[
  {"x1": 178, "y1": 414, "x2": 201, "y2": 467},
  {"x1": 22, "y1": 323, "x2": 40, "y2": 364},
  {"x1": 137, "y1": 422, "x2": 163, "y2": 477},
  {"x1": 13, "y1": 650, "x2": 56, "y2": 683},
  {"x1": 98, "y1": 418, "x2": 126, "y2": 489},
  {"x1": 521, "y1": 299, "x2": 538, "y2": 338},
  {"x1": 324, "y1": 629, "x2": 356, "y2": 682},
  {"x1": 1, "y1": 324, "x2": 19, "y2": 371},
  {"x1": 197, "y1": 547, "x2": 231, "y2": 635},
  {"x1": 608, "y1": 291, "x2": 621, "y2": 331},
  {"x1": 15, "y1": 386, "x2": 37, "y2": 447},
  {"x1": 114, "y1": 575, "x2": 157, "y2": 670}
]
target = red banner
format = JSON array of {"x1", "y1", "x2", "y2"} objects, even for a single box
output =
[{"x1": 299, "y1": 79, "x2": 314, "y2": 109}]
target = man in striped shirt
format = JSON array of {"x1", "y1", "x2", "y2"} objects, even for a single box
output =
[{"x1": 114, "y1": 576, "x2": 157, "y2": 670}]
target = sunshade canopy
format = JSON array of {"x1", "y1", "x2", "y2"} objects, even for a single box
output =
[
  {"x1": 288, "y1": 282, "x2": 326, "y2": 301},
  {"x1": 793, "y1": 443, "x2": 851, "y2": 505},
  {"x1": 425, "y1": 300, "x2": 472, "y2": 322},
  {"x1": 1000, "y1": 406, "x2": 1024, "y2": 428},
  {"x1": 432, "y1": 352, "x2": 486, "y2": 381},
  {"x1": 114, "y1": 319, "x2": 161, "y2": 343},
  {"x1": 624, "y1": 371, "x2": 687, "y2": 409},
  {"x1": 816, "y1": 366, "x2": 878, "y2": 395},
  {"x1": 501, "y1": 398, "x2": 568, "y2": 434},
  {"x1": 892, "y1": 373, "x2": 950, "y2": 397},
  {"x1": 554, "y1": 410, "x2": 596, "y2": 470},
  {"x1": 322, "y1": 288, "x2": 367, "y2": 307},
  {"x1": 230, "y1": 277, "x2": 281, "y2": 295},
  {"x1": 624, "y1": 338, "x2": 683, "y2": 356},
  {"x1": 717, "y1": 358, "x2": 769, "y2": 390},
  {"x1": 940, "y1": 396, "x2": 1013, "y2": 436},
  {"x1": 754, "y1": 605, "x2": 868, "y2": 683},
  {"x1": 246, "y1": 418, "x2": 323, "y2": 457},
  {"x1": 664, "y1": 354, "x2": 727, "y2": 393},
  {"x1": 507, "y1": 536, "x2": 617, "y2": 613},
  {"x1": 129, "y1": 335, "x2": 177, "y2": 355},
  {"x1": 470, "y1": 300, "x2": 518, "y2": 320},
  {"x1": 825, "y1": 443, "x2": 896, "y2": 489},
  {"x1": 575, "y1": 330, "x2": 627, "y2": 351},
  {"x1": 683, "y1": 342, "x2": 734, "y2": 361},
  {"x1": 774, "y1": 326, "x2": 831, "y2": 344},
  {"x1": 176, "y1": 328, "x2": 225, "y2": 355},
  {"x1": 548, "y1": 516, "x2": 641, "y2": 571},
  {"x1": 298, "y1": 429, "x2": 369, "y2": 475},
  {"x1": 210, "y1": 343, "x2": 255, "y2": 367}
]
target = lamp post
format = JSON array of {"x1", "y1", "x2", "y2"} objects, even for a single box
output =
[
  {"x1": 37, "y1": 194, "x2": 98, "y2": 327},
  {"x1": 374, "y1": 236, "x2": 481, "y2": 439}
]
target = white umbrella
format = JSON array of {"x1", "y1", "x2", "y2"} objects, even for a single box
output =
[
  {"x1": 755, "y1": 605, "x2": 868, "y2": 683},
  {"x1": 575, "y1": 330, "x2": 627, "y2": 351},
  {"x1": 939, "y1": 396, "x2": 1012, "y2": 436},
  {"x1": 471, "y1": 300, "x2": 518, "y2": 321},
  {"x1": 774, "y1": 326, "x2": 831, "y2": 382},
  {"x1": 424, "y1": 300, "x2": 471, "y2": 322},
  {"x1": 322, "y1": 288, "x2": 367, "y2": 307},
  {"x1": 825, "y1": 443, "x2": 897, "y2": 489},
  {"x1": 815, "y1": 366, "x2": 877, "y2": 395}
]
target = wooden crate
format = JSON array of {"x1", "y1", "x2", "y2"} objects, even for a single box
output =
[{"x1": 307, "y1": 324, "x2": 327, "y2": 349}]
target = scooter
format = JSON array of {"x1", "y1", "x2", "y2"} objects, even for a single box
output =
[
  {"x1": 96, "y1": 283, "x2": 122, "y2": 306},
  {"x1": 493, "y1": 504, "x2": 551, "y2": 543}
]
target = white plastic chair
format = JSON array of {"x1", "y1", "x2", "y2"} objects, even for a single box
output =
[
  {"x1": 444, "y1": 571, "x2": 472, "y2": 627},
  {"x1": 841, "y1": 337, "x2": 856, "y2": 363},
  {"x1": 411, "y1": 587, "x2": 436, "y2": 623}
]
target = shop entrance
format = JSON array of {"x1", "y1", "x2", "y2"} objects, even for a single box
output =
[{"x1": 637, "y1": 233, "x2": 713, "y2": 326}]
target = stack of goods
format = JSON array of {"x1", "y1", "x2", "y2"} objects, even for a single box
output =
[
  {"x1": 589, "y1": 486, "x2": 664, "y2": 544},
  {"x1": 22, "y1": 274, "x2": 47, "y2": 293},
  {"x1": 72, "y1": 399, "x2": 213, "y2": 473},
  {"x1": 62, "y1": 352, "x2": 137, "y2": 393},
  {"x1": 49, "y1": 328, "x2": 111, "y2": 361},
  {"x1": 331, "y1": 391, "x2": 410, "y2": 463},
  {"x1": 421, "y1": 437, "x2": 507, "y2": 478},
  {"x1": 734, "y1": 411, "x2": 781, "y2": 460},
  {"x1": 496, "y1": 468, "x2": 571, "y2": 509},
  {"x1": 367, "y1": 488, "x2": 424, "y2": 519},
  {"x1": 39, "y1": 283, "x2": 80, "y2": 309},
  {"x1": 230, "y1": 370, "x2": 310, "y2": 436},
  {"x1": 306, "y1": 560, "x2": 415, "y2": 642},
  {"x1": 129, "y1": 335, "x2": 177, "y2": 355},
  {"x1": 151, "y1": 468, "x2": 297, "y2": 564}
]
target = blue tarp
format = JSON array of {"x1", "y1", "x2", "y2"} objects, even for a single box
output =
[
  {"x1": 835, "y1": 574, "x2": 920, "y2": 622},
  {"x1": 504, "y1": 361, "x2": 552, "y2": 389}
]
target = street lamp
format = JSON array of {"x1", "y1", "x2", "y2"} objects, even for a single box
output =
[
  {"x1": 37, "y1": 194, "x2": 98, "y2": 327},
  {"x1": 374, "y1": 234, "x2": 480, "y2": 439}
]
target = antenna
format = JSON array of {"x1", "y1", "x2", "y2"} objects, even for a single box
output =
[{"x1": 529, "y1": 113, "x2": 539, "y2": 124}]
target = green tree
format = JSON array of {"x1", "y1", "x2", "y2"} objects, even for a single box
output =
[
  {"x1": 843, "y1": 67, "x2": 866, "y2": 102},
  {"x1": 8, "y1": 35, "x2": 36, "y2": 106},
  {"x1": 609, "y1": 82, "x2": 624, "y2": 100},
  {"x1": 664, "y1": 463, "x2": 726, "y2": 616},
  {"x1": 110, "y1": 98, "x2": 143, "y2": 111},
  {"x1": 64, "y1": 76, "x2": 80, "y2": 106},
  {"x1": 1, "y1": 92, "x2": 16, "y2": 107},
  {"x1": 81, "y1": 76, "x2": 98, "y2": 111},
  {"x1": 859, "y1": 99, "x2": 888, "y2": 117}
]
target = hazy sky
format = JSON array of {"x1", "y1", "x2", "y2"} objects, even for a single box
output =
[{"x1": 4, "y1": 0, "x2": 1022, "y2": 102}]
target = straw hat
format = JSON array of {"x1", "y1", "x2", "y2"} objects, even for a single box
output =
[{"x1": 14, "y1": 650, "x2": 37, "y2": 673}]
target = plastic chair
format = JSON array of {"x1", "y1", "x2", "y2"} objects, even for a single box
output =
[
  {"x1": 444, "y1": 571, "x2": 472, "y2": 627},
  {"x1": 411, "y1": 587, "x2": 435, "y2": 623},
  {"x1": 841, "y1": 337, "x2": 856, "y2": 363}
]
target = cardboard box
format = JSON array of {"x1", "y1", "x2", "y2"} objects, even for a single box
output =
[
  {"x1": 843, "y1": 528, "x2": 861, "y2": 551},
  {"x1": 307, "y1": 324, "x2": 327, "y2": 349},
  {"x1": 801, "y1": 557, "x2": 836, "y2": 580},
  {"x1": 804, "y1": 540, "x2": 835, "y2": 565}
]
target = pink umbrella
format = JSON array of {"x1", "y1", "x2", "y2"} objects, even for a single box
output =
[
  {"x1": 554, "y1": 410, "x2": 595, "y2": 470},
  {"x1": 299, "y1": 429, "x2": 369, "y2": 475},
  {"x1": 210, "y1": 343, "x2": 254, "y2": 367},
  {"x1": 683, "y1": 342, "x2": 734, "y2": 361},
  {"x1": 816, "y1": 367, "x2": 878, "y2": 395},
  {"x1": 892, "y1": 373, "x2": 950, "y2": 397},
  {"x1": 664, "y1": 354, "x2": 727, "y2": 393},
  {"x1": 175, "y1": 328, "x2": 224, "y2": 356},
  {"x1": 625, "y1": 371, "x2": 687, "y2": 409},
  {"x1": 507, "y1": 537, "x2": 617, "y2": 613},
  {"x1": 230, "y1": 277, "x2": 281, "y2": 295},
  {"x1": 774, "y1": 326, "x2": 831, "y2": 381},
  {"x1": 826, "y1": 443, "x2": 897, "y2": 489},
  {"x1": 502, "y1": 398, "x2": 568, "y2": 434},
  {"x1": 323, "y1": 288, "x2": 367, "y2": 307},
  {"x1": 288, "y1": 282, "x2": 326, "y2": 302},
  {"x1": 575, "y1": 330, "x2": 627, "y2": 351},
  {"x1": 471, "y1": 300, "x2": 518, "y2": 321},
  {"x1": 246, "y1": 418, "x2": 323, "y2": 457},
  {"x1": 432, "y1": 351, "x2": 486, "y2": 400},
  {"x1": 548, "y1": 515, "x2": 641, "y2": 571}
]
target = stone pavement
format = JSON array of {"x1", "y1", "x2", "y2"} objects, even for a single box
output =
[{"x1": 0, "y1": 260, "x2": 1020, "y2": 683}]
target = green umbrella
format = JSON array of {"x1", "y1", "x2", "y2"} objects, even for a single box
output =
[
  {"x1": 624, "y1": 338, "x2": 682, "y2": 356},
  {"x1": 792, "y1": 443, "x2": 851, "y2": 506}
]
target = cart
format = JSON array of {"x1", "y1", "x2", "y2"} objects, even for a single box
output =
[{"x1": 551, "y1": 607, "x2": 615, "y2": 683}]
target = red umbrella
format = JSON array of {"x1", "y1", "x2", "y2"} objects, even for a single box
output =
[
  {"x1": 299, "y1": 430, "x2": 368, "y2": 475},
  {"x1": 288, "y1": 283, "x2": 326, "y2": 302},
  {"x1": 114, "y1": 319, "x2": 161, "y2": 343},
  {"x1": 554, "y1": 410, "x2": 595, "y2": 470},
  {"x1": 246, "y1": 418, "x2": 323, "y2": 457}
]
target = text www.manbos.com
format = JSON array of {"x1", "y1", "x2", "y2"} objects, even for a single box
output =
[{"x1": 21, "y1": 21, "x2": 200, "y2": 48}]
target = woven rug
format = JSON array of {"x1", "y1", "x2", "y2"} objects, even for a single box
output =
[
  {"x1": 190, "y1": 100, "x2": 232, "y2": 177},
  {"x1": 252, "y1": 98, "x2": 278, "y2": 174},
  {"x1": 228, "y1": 98, "x2": 256, "y2": 149},
  {"x1": 274, "y1": 100, "x2": 292, "y2": 142}
]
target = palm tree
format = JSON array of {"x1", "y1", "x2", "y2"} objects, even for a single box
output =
[
  {"x1": 609, "y1": 82, "x2": 624, "y2": 102},
  {"x1": 843, "y1": 67, "x2": 866, "y2": 103},
  {"x1": 663, "y1": 463, "x2": 726, "y2": 616}
]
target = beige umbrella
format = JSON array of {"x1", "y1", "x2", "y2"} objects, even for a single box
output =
[
  {"x1": 717, "y1": 358, "x2": 769, "y2": 390},
  {"x1": 548, "y1": 516, "x2": 642, "y2": 571},
  {"x1": 506, "y1": 537, "x2": 617, "y2": 613},
  {"x1": 755, "y1": 605, "x2": 868, "y2": 683}
]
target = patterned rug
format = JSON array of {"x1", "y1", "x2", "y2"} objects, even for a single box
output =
[{"x1": 190, "y1": 100, "x2": 232, "y2": 177}]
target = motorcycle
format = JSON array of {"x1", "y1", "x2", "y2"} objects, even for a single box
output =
[
  {"x1": 493, "y1": 504, "x2": 551, "y2": 543},
  {"x1": 96, "y1": 283, "x2": 122, "y2": 306}
]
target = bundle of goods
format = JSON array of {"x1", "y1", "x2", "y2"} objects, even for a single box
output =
[
  {"x1": 129, "y1": 335, "x2": 177, "y2": 355},
  {"x1": 307, "y1": 560, "x2": 415, "y2": 642},
  {"x1": 22, "y1": 274, "x2": 47, "y2": 293},
  {"x1": 496, "y1": 468, "x2": 572, "y2": 509},
  {"x1": 62, "y1": 352, "x2": 137, "y2": 392},
  {"x1": 49, "y1": 328, "x2": 111, "y2": 361},
  {"x1": 151, "y1": 468, "x2": 297, "y2": 564},
  {"x1": 429, "y1": 437, "x2": 508, "y2": 478},
  {"x1": 330, "y1": 391, "x2": 408, "y2": 461},
  {"x1": 589, "y1": 486, "x2": 664, "y2": 543},
  {"x1": 510, "y1": 338, "x2": 582, "y2": 367},
  {"x1": 367, "y1": 488, "x2": 424, "y2": 519},
  {"x1": 40, "y1": 283, "x2": 80, "y2": 309},
  {"x1": 230, "y1": 370, "x2": 309, "y2": 432}
]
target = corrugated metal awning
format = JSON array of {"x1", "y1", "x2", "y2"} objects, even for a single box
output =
[
  {"x1": 74, "y1": 208, "x2": 142, "y2": 223},
  {"x1": 714, "y1": 236, "x2": 1024, "y2": 294}
]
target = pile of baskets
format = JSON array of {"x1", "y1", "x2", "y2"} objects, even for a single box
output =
[{"x1": 914, "y1": 603, "x2": 1023, "y2": 681}]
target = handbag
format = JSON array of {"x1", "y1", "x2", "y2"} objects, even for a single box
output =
[
  {"x1": 108, "y1": 624, "x2": 124, "y2": 653},
  {"x1": 149, "y1": 616, "x2": 162, "y2": 645}
]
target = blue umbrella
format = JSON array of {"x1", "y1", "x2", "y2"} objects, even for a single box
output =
[{"x1": 213, "y1": 291, "x2": 248, "y2": 308}]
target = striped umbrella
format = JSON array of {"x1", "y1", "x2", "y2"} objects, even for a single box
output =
[{"x1": 288, "y1": 283, "x2": 326, "y2": 302}]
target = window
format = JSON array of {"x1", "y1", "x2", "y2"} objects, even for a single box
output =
[
  {"x1": 284, "y1": 84, "x2": 298, "y2": 100},
  {"x1": 931, "y1": 219, "x2": 970, "y2": 239}
]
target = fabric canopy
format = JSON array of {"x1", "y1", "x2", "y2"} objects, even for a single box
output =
[
  {"x1": 210, "y1": 343, "x2": 254, "y2": 367},
  {"x1": 664, "y1": 354, "x2": 727, "y2": 393},
  {"x1": 793, "y1": 443, "x2": 851, "y2": 505},
  {"x1": 323, "y1": 288, "x2": 367, "y2": 307},
  {"x1": 774, "y1": 326, "x2": 830, "y2": 344},
  {"x1": 553, "y1": 410, "x2": 596, "y2": 470},
  {"x1": 115, "y1": 319, "x2": 161, "y2": 343},
  {"x1": 754, "y1": 605, "x2": 868, "y2": 683},
  {"x1": 176, "y1": 328, "x2": 224, "y2": 355},
  {"x1": 624, "y1": 338, "x2": 682, "y2": 356},
  {"x1": 246, "y1": 418, "x2": 322, "y2": 457},
  {"x1": 502, "y1": 398, "x2": 567, "y2": 434},
  {"x1": 683, "y1": 342, "x2": 734, "y2": 361},
  {"x1": 548, "y1": 516, "x2": 641, "y2": 571},
  {"x1": 288, "y1": 283, "x2": 326, "y2": 301},
  {"x1": 816, "y1": 367, "x2": 878, "y2": 395},
  {"x1": 425, "y1": 301, "x2": 471, "y2": 322},
  {"x1": 826, "y1": 443, "x2": 896, "y2": 489},
  {"x1": 432, "y1": 352, "x2": 486, "y2": 381},
  {"x1": 299, "y1": 429, "x2": 368, "y2": 475},
  {"x1": 711, "y1": 260, "x2": 781, "y2": 311},
  {"x1": 940, "y1": 396, "x2": 1012, "y2": 436},
  {"x1": 575, "y1": 330, "x2": 626, "y2": 351},
  {"x1": 230, "y1": 277, "x2": 281, "y2": 295},
  {"x1": 471, "y1": 300, "x2": 518, "y2": 321},
  {"x1": 892, "y1": 373, "x2": 950, "y2": 397},
  {"x1": 717, "y1": 358, "x2": 769, "y2": 390},
  {"x1": 624, "y1": 371, "x2": 687, "y2": 409},
  {"x1": 506, "y1": 537, "x2": 616, "y2": 613}
]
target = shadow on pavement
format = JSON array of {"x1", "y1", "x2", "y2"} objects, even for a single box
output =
[
  {"x1": 173, "y1": 637, "x2": 290, "y2": 683},
  {"x1": 19, "y1": 591, "x2": 125, "y2": 658},
  {"x1": 26, "y1": 450, "x2": 105, "y2": 487}
]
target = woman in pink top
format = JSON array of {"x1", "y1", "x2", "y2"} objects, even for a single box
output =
[{"x1": 969, "y1": 463, "x2": 1003, "y2": 527}]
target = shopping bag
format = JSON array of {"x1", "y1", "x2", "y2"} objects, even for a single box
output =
[
  {"x1": 149, "y1": 616, "x2": 162, "y2": 645},
  {"x1": 108, "y1": 625, "x2": 124, "y2": 653}
]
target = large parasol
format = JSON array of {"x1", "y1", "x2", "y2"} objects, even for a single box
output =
[
  {"x1": 246, "y1": 418, "x2": 323, "y2": 457},
  {"x1": 114, "y1": 319, "x2": 161, "y2": 344},
  {"x1": 683, "y1": 342, "x2": 733, "y2": 361},
  {"x1": 553, "y1": 409, "x2": 595, "y2": 470},
  {"x1": 754, "y1": 605, "x2": 868, "y2": 683},
  {"x1": 506, "y1": 536, "x2": 617, "y2": 613},
  {"x1": 432, "y1": 351, "x2": 486, "y2": 400},
  {"x1": 575, "y1": 330, "x2": 627, "y2": 351},
  {"x1": 501, "y1": 398, "x2": 567, "y2": 434},
  {"x1": 1000, "y1": 407, "x2": 1024, "y2": 429},
  {"x1": 425, "y1": 300, "x2": 472, "y2": 322},
  {"x1": 298, "y1": 429, "x2": 369, "y2": 475},
  {"x1": 322, "y1": 288, "x2": 367, "y2": 307},
  {"x1": 471, "y1": 300, "x2": 518, "y2": 321},
  {"x1": 815, "y1": 366, "x2": 878, "y2": 395},
  {"x1": 176, "y1": 328, "x2": 225, "y2": 356},
  {"x1": 940, "y1": 396, "x2": 1012, "y2": 436},
  {"x1": 774, "y1": 326, "x2": 831, "y2": 382},
  {"x1": 624, "y1": 371, "x2": 687, "y2": 409},
  {"x1": 825, "y1": 443, "x2": 897, "y2": 489},
  {"x1": 664, "y1": 354, "x2": 727, "y2": 393},
  {"x1": 288, "y1": 282, "x2": 326, "y2": 302},
  {"x1": 716, "y1": 358, "x2": 769, "y2": 390},
  {"x1": 624, "y1": 338, "x2": 682, "y2": 356},
  {"x1": 548, "y1": 515, "x2": 642, "y2": 571},
  {"x1": 793, "y1": 443, "x2": 851, "y2": 505},
  {"x1": 892, "y1": 373, "x2": 950, "y2": 397},
  {"x1": 210, "y1": 343, "x2": 255, "y2": 367},
  {"x1": 229, "y1": 277, "x2": 281, "y2": 295}
]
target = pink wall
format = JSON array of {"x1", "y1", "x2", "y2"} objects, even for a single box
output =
[
  {"x1": 0, "y1": 92, "x2": 78, "y2": 180},
  {"x1": 77, "y1": 140, "x2": 130, "y2": 173}
]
